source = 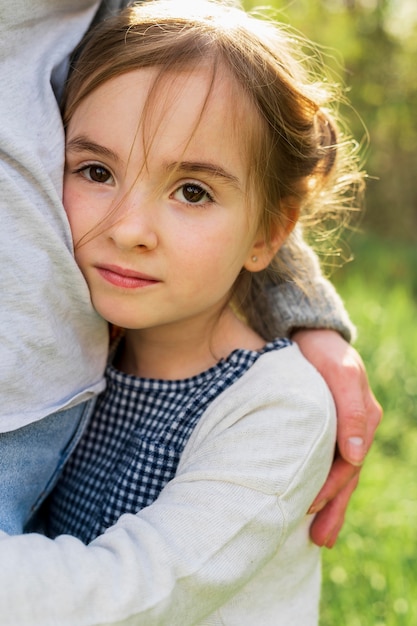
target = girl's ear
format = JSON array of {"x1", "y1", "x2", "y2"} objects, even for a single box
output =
[{"x1": 244, "y1": 206, "x2": 299, "y2": 273}]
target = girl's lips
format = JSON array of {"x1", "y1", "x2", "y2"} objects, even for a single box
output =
[{"x1": 96, "y1": 265, "x2": 160, "y2": 289}]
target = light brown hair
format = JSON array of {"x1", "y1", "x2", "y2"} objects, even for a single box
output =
[{"x1": 63, "y1": 0, "x2": 365, "y2": 339}]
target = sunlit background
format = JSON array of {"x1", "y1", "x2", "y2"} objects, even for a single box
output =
[{"x1": 241, "y1": 1, "x2": 416, "y2": 624}]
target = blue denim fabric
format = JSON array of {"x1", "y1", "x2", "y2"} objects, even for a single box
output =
[{"x1": 0, "y1": 398, "x2": 96, "y2": 534}]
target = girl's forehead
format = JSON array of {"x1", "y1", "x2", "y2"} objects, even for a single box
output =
[
  {"x1": 76, "y1": 61, "x2": 254, "y2": 126},
  {"x1": 69, "y1": 65, "x2": 257, "y2": 171}
]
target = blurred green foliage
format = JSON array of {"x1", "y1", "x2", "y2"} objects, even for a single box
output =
[
  {"x1": 321, "y1": 234, "x2": 417, "y2": 625},
  {"x1": 243, "y1": 0, "x2": 417, "y2": 242}
]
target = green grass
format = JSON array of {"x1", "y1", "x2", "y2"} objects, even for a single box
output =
[{"x1": 320, "y1": 234, "x2": 417, "y2": 626}]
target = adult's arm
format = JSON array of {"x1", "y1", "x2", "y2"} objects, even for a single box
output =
[
  {"x1": 294, "y1": 329, "x2": 382, "y2": 546},
  {"x1": 268, "y1": 230, "x2": 355, "y2": 340},
  {"x1": 269, "y1": 231, "x2": 382, "y2": 546}
]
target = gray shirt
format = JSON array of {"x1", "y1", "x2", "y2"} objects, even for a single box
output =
[{"x1": 0, "y1": 1, "x2": 109, "y2": 430}]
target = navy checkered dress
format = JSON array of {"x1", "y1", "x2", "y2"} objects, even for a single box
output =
[{"x1": 47, "y1": 338, "x2": 290, "y2": 544}]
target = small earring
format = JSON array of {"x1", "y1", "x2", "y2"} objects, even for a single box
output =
[{"x1": 251, "y1": 255, "x2": 258, "y2": 262}]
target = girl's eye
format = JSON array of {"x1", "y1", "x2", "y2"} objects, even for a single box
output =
[
  {"x1": 173, "y1": 183, "x2": 213, "y2": 205},
  {"x1": 78, "y1": 165, "x2": 113, "y2": 184}
]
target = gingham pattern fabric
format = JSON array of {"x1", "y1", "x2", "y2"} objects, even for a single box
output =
[{"x1": 47, "y1": 338, "x2": 291, "y2": 544}]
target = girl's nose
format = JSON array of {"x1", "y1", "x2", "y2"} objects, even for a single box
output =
[{"x1": 108, "y1": 194, "x2": 158, "y2": 251}]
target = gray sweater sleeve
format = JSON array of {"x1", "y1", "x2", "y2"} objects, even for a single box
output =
[{"x1": 268, "y1": 229, "x2": 356, "y2": 342}]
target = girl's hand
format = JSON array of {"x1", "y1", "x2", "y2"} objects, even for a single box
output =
[{"x1": 292, "y1": 329, "x2": 382, "y2": 548}]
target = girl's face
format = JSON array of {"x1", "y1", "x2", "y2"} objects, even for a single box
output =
[{"x1": 64, "y1": 67, "x2": 275, "y2": 339}]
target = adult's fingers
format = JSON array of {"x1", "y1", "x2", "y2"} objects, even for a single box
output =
[{"x1": 309, "y1": 470, "x2": 360, "y2": 548}]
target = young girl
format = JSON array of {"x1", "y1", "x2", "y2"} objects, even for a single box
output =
[{"x1": 0, "y1": 1, "x2": 366, "y2": 623}]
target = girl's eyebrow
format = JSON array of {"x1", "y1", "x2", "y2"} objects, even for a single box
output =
[
  {"x1": 66, "y1": 136, "x2": 123, "y2": 165},
  {"x1": 66, "y1": 138, "x2": 241, "y2": 188},
  {"x1": 167, "y1": 161, "x2": 241, "y2": 189}
]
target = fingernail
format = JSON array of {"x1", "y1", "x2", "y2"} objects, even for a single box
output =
[
  {"x1": 347, "y1": 436, "x2": 365, "y2": 465},
  {"x1": 308, "y1": 499, "x2": 328, "y2": 515}
]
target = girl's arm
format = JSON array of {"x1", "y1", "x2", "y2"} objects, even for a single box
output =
[{"x1": 0, "y1": 348, "x2": 335, "y2": 625}]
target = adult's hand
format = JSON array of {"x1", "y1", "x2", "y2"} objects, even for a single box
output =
[{"x1": 292, "y1": 329, "x2": 382, "y2": 548}]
